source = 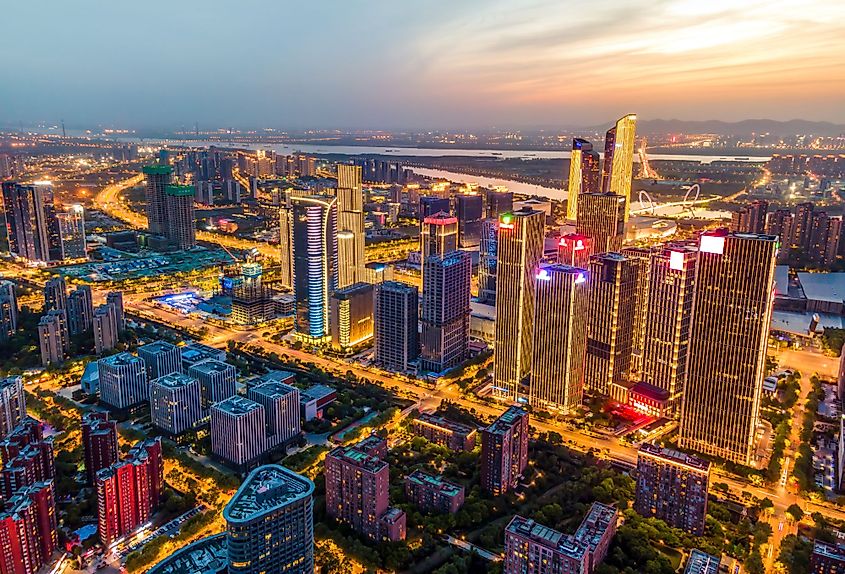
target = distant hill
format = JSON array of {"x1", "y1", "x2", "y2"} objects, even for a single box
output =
[{"x1": 634, "y1": 118, "x2": 845, "y2": 137}]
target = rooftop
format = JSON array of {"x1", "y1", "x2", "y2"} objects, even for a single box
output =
[
  {"x1": 506, "y1": 515, "x2": 587, "y2": 560},
  {"x1": 630, "y1": 381, "x2": 671, "y2": 402},
  {"x1": 142, "y1": 165, "x2": 173, "y2": 175},
  {"x1": 416, "y1": 413, "x2": 477, "y2": 436},
  {"x1": 138, "y1": 340, "x2": 178, "y2": 355},
  {"x1": 328, "y1": 445, "x2": 388, "y2": 473},
  {"x1": 812, "y1": 540, "x2": 845, "y2": 562},
  {"x1": 213, "y1": 396, "x2": 262, "y2": 416},
  {"x1": 251, "y1": 370, "x2": 296, "y2": 386},
  {"x1": 98, "y1": 352, "x2": 143, "y2": 367},
  {"x1": 487, "y1": 406, "x2": 527, "y2": 435},
  {"x1": 250, "y1": 380, "x2": 299, "y2": 400},
  {"x1": 639, "y1": 443, "x2": 711, "y2": 473},
  {"x1": 333, "y1": 282, "x2": 375, "y2": 298},
  {"x1": 796, "y1": 272, "x2": 845, "y2": 304},
  {"x1": 406, "y1": 470, "x2": 464, "y2": 497},
  {"x1": 152, "y1": 372, "x2": 198, "y2": 389},
  {"x1": 684, "y1": 549, "x2": 721, "y2": 574},
  {"x1": 181, "y1": 343, "x2": 225, "y2": 365},
  {"x1": 189, "y1": 359, "x2": 236, "y2": 376},
  {"x1": 165, "y1": 184, "x2": 196, "y2": 197},
  {"x1": 147, "y1": 534, "x2": 227, "y2": 574},
  {"x1": 574, "y1": 502, "x2": 617, "y2": 552},
  {"x1": 223, "y1": 464, "x2": 314, "y2": 523},
  {"x1": 300, "y1": 384, "x2": 336, "y2": 401}
]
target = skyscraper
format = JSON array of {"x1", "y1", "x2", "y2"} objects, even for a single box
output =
[
  {"x1": 420, "y1": 250, "x2": 472, "y2": 373},
  {"x1": 486, "y1": 188, "x2": 513, "y2": 219},
  {"x1": 38, "y1": 310, "x2": 67, "y2": 366},
  {"x1": 1, "y1": 182, "x2": 53, "y2": 262},
  {"x1": 620, "y1": 246, "x2": 652, "y2": 376},
  {"x1": 558, "y1": 233, "x2": 593, "y2": 268},
  {"x1": 478, "y1": 219, "x2": 499, "y2": 305},
  {"x1": 566, "y1": 138, "x2": 601, "y2": 222},
  {"x1": 493, "y1": 209, "x2": 545, "y2": 400},
  {"x1": 419, "y1": 196, "x2": 451, "y2": 218},
  {"x1": 0, "y1": 420, "x2": 55, "y2": 499},
  {"x1": 480, "y1": 407, "x2": 529, "y2": 496},
  {"x1": 211, "y1": 396, "x2": 267, "y2": 470},
  {"x1": 67, "y1": 285, "x2": 94, "y2": 336},
  {"x1": 247, "y1": 381, "x2": 301, "y2": 448},
  {"x1": 336, "y1": 164, "x2": 365, "y2": 289},
  {"x1": 640, "y1": 245, "x2": 697, "y2": 412},
  {"x1": 329, "y1": 282, "x2": 374, "y2": 351},
  {"x1": 0, "y1": 481, "x2": 58, "y2": 574},
  {"x1": 374, "y1": 281, "x2": 419, "y2": 371},
  {"x1": 143, "y1": 165, "x2": 172, "y2": 236},
  {"x1": 601, "y1": 114, "x2": 637, "y2": 221},
  {"x1": 456, "y1": 193, "x2": 484, "y2": 248},
  {"x1": 0, "y1": 377, "x2": 26, "y2": 440},
  {"x1": 57, "y1": 204, "x2": 87, "y2": 259},
  {"x1": 0, "y1": 281, "x2": 18, "y2": 342},
  {"x1": 634, "y1": 443, "x2": 710, "y2": 535},
  {"x1": 584, "y1": 253, "x2": 636, "y2": 396},
  {"x1": 421, "y1": 211, "x2": 459, "y2": 283},
  {"x1": 678, "y1": 230, "x2": 778, "y2": 466},
  {"x1": 291, "y1": 195, "x2": 338, "y2": 343},
  {"x1": 164, "y1": 185, "x2": 196, "y2": 249},
  {"x1": 278, "y1": 200, "x2": 293, "y2": 289},
  {"x1": 43, "y1": 276, "x2": 67, "y2": 313},
  {"x1": 138, "y1": 341, "x2": 183, "y2": 380},
  {"x1": 731, "y1": 200, "x2": 769, "y2": 234},
  {"x1": 575, "y1": 193, "x2": 626, "y2": 254},
  {"x1": 97, "y1": 353, "x2": 148, "y2": 410},
  {"x1": 107, "y1": 291, "x2": 125, "y2": 331},
  {"x1": 82, "y1": 412, "x2": 119, "y2": 485},
  {"x1": 150, "y1": 373, "x2": 204, "y2": 435},
  {"x1": 188, "y1": 360, "x2": 238, "y2": 413},
  {"x1": 93, "y1": 303, "x2": 119, "y2": 355},
  {"x1": 530, "y1": 264, "x2": 589, "y2": 413},
  {"x1": 223, "y1": 465, "x2": 315, "y2": 574}
]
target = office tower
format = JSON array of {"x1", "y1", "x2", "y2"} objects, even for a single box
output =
[
  {"x1": 247, "y1": 381, "x2": 301, "y2": 448},
  {"x1": 685, "y1": 550, "x2": 721, "y2": 574},
  {"x1": 493, "y1": 209, "x2": 545, "y2": 400},
  {"x1": 504, "y1": 503, "x2": 617, "y2": 574},
  {"x1": 530, "y1": 264, "x2": 589, "y2": 413},
  {"x1": 640, "y1": 246, "x2": 697, "y2": 411},
  {"x1": 0, "y1": 481, "x2": 58, "y2": 574},
  {"x1": 336, "y1": 164, "x2": 365, "y2": 289},
  {"x1": 583, "y1": 253, "x2": 635, "y2": 396},
  {"x1": 481, "y1": 407, "x2": 529, "y2": 495},
  {"x1": 1, "y1": 182, "x2": 52, "y2": 262},
  {"x1": 138, "y1": 340, "x2": 182, "y2": 380},
  {"x1": 0, "y1": 420, "x2": 55, "y2": 498},
  {"x1": 731, "y1": 200, "x2": 768, "y2": 234},
  {"x1": 57, "y1": 204, "x2": 87, "y2": 259},
  {"x1": 374, "y1": 281, "x2": 419, "y2": 371},
  {"x1": 419, "y1": 196, "x2": 451, "y2": 218},
  {"x1": 456, "y1": 193, "x2": 484, "y2": 247},
  {"x1": 143, "y1": 165, "x2": 172, "y2": 235},
  {"x1": 82, "y1": 412, "x2": 119, "y2": 485},
  {"x1": 223, "y1": 465, "x2": 315, "y2": 574},
  {"x1": 38, "y1": 310, "x2": 67, "y2": 366},
  {"x1": 420, "y1": 250, "x2": 471, "y2": 373},
  {"x1": 404, "y1": 470, "x2": 465, "y2": 514},
  {"x1": 67, "y1": 285, "x2": 94, "y2": 335},
  {"x1": 478, "y1": 219, "x2": 499, "y2": 305},
  {"x1": 291, "y1": 195, "x2": 338, "y2": 343},
  {"x1": 188, "y1": 360, "x2": 238, "y2": 412},
  {"x1": 96, "y1": 438, "x2": 163, "y2": 546},
  {"x1": 566, "y1": 138, "x2": 601, "y2": 222},
  {"x1": 678, "y1": 230, "x2": 778, "y2": 465},
  {"x1": 576, "y1": 192, "x2": 626, "y2": 254},
  {"x1": 810, "y1": 541, "x2": 845, "y2": 574},
  {"x1": 93, "y1": 303, "x2": 119, "y2": 354},
  {"x1": 107, "y1": 291, "x2": 125, "y2": 330},
  {"x1": 410, "y1": 413, "x2": 477, "y2": 451},
  {"x1": 620, "y1": 246, "x2": 652, "y2": 376},
  {"x1": 0, "y1": 377, "x2": 25, "y2": 440},
  {"x1": 150, "y1": 373, "x2": 204, "y2": 435},
  {"x1": 634, "y1": 443, "x2": 710, "y2": 535},
  {"x1": 421, "y1": 211, "x2": 459, "y2": 284},
  {"x1": 278, "y1": 202, "x2": 293, "y2": 288},
  {"x1": 211, "y1": 396, "x2": 267, "y2": 469},
  {"x1": 329, "y1": 282, "x2": 374, "y2": 351},
  {"x1": 97, "y1": 352, "x2": 148, "y2": 410},
  {"x1": 180, "y1": 342, "x2": 227, "y2": 370},
  {"x1": 486, "y1": 188, "x2": 513, "y2": 219},
  {"x1": 601, "y1": 114, "x2": 637, "y2": 221},
  {"x1": 325, "y1": 440, "x2": 406, "y2": 541},
  {"x1": 164, "y1": 185, "x2": 196, "y2": 249},
  {"x1": 558, "y1": 233, "x2": 593, "y2": 268},
  {"x1": 43, "y1": 276, "x2": 67, "y2": 313}
]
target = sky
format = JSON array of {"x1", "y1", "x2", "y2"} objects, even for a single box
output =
[{"x1": 2, "y1": 0, "x2": 844, "y2": 130}]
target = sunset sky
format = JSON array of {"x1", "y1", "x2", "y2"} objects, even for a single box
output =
[{"x1": 2, "y1": 0, "x2": 844, "y2": 129}]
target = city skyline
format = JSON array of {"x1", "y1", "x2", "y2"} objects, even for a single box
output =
[{"x1": 2, "y1": 1, "x2": 844, "y2": 130}]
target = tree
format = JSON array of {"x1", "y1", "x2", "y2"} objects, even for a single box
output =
[
  {"x1": 758, "y1": 497, "x2": 774, "y2": 512},
  {"x1": 744, "y1": 550, "x2": 765, "y2": 574},
  {"x1": 786, "y1": 503, "x2": 804, "y2": 522}
]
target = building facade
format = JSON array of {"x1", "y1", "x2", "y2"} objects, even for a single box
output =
[
  {"x1": 150, "y1": 373, "x2": 204, "y2": 435},
  {"x1": 211, "y1": 396, "x2": 267, "y2": 469},
  {"x1": 374, "y1": 281, "x2": 419, "y2": 371},
  {"x1": 97, "y1": 353, "x2": 148, "y2": 410},
  {"x1": 481, "y1": 407, "x2": 529, "y2": 496},
  {"x1": 420, "y1": 250, "x2": 471, "y2": 373},
  {"x1": 575, "y1": 192, "x2": 626, "y2": 254},
  {"x1": 566, "y1": 138, "x2": 601, "y2": 222},
  {"x1": 329, "y1": 282, "x2": 374, "y2": 351}
]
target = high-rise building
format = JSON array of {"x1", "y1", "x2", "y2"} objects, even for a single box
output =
[
  {"x1": 456, "y1": 194, "x2": 484, "y2": 248},
  {"x1": 325, "y1": 440, "x2": 406, "y2": 541},
  {"x1": 0, "y1": 377, "x2": 26, "y2": 440},
  {"x1": 57, "y1": 204, "x2": 87, "y2": 259},
  {"x1": 478, "y1": 219, "x2": 499, "y2": 305},
  {"x1": 420, "y1": 250, "x2": 471, "y2": 373},
  {"x1": 96, "y1": 438, "x2": 163, "y2": 546},
  {"x1": 374, "y1": 281, "x2": 419, "y2": 371},
  {"x1": 493, "y1": 209, "x2": 545, "y2": 400},
  {"x1": 137, "y1": 340, "x2": 182, "y2": 380},
  {"x1": 82, "y1": 412, "x2": 119, "y2": 485},
  {"x1": 566, "y1": 138, "x2": 601, "y2": 222},
  {"x1": 678, "y1": 230, "x2": 778, "y2": 465},
  {"x1": 584, "y1": 253, "x2": 636, "y2": 396},
  {"x1": 530, "y1": 264, "x2": 589, "y2": 413},
  {"x1": 291, "y1": 195, "x2": 338, "y2": 343},
  {"x1": 419, "y1": 196, "x2": 450, "y2": 218},
  {"x1": 329, "y1": 282, "x2": 374, "y2": 351},
  {"x1": 619, "y1": 246, "x2": 652, "y2": 376},
  {"x1": 0, "y1": 281, "x2": 18, "y2": 342},
  {"x1": 188, "y1": 360, "x2": 238, "y2": 412},
  {"x1": 38, "y1": 310, "x2": 67, "y2": 366},
  {"x1": 143, "y1": 165, "x2": 172, "y2": 236},
  {"x1": 486, "y1": 188, "x2": 513, "y2": 219},
  {"x1": 164, "y1": 185, "x2": 196, "y2": 249},
  {"x1": 278, "y1": 201, "x2": 293, "y2": 289},
  {"x1": 404, "y1": 470, "x2": 465, "y2": 514},
  {"x1": 481, "y1": 407, "x2": 529, "y2": 496},
  {"x1": 336, "y1": 164, "x2": 365, "y2": 289},
  {"x1": 421, "y1": 211, "x2": 459, "y2": 283},
  {"x1": 43, "y1": 276, "x2": 67, "y2": 313},
  {"x1": 731, "y1": 200, "x2": 768, "y2": 234},
  {"x1": 223, "y1": 465, "x2": 315, "y2": 574},
  {"x1": 0, "y1": 481, "x2": 58, "y2": 574},
  {"x1": 98, "y1": 353, "x2": 148, "y2": 410},
  {"x1": 558, "y1": 233, "x2": 593, "y2": 268},
  {"x1": 211, "y1": 396, "x2": 267, "y2": 470},
  {"x1": 640, "y1": 245, "x2": 697, "y2": 411},
  {"x1": 67, "y1": 285, "x2": 94, "y2": 335},
  {"x1": 247, "y1": 381, "x2": 301, "y2": 449},
  {"x1": 576, "y1": 192, "x2": 626, "y2": 254},
  {"x1": 0, "y1": 420, "x2": 55, "y2": 499},
  {"x1": 634, "y1": 443, "x2": 710, "y2": 535},
  {"x1": 601, "y1": 114, "x2": 637, "y2": 221},
  {"x1": 1, "y1": 182, "x2": 54, "y2": 262},
  {"x1": 107, "y1": 291, "x2": 125, "y2": 331},
  {"x1": 93, "y1": 303, "x2": 119, "y2": 355},
  {"x1": 150, "y1": 373, "x2": 204, "y2": 435}
]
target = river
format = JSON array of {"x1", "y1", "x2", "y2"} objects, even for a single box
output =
[{"x1": 410, "y1": 167, "x2": 566, "y2": 201}]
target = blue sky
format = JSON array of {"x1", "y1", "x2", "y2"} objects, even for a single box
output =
[{"x1": 2, "y1": 0, "x2": 844, "y2": 130}]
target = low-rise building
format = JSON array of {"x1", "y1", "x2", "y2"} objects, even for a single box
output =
[
  {"x1": 299, "y1": 385, "x2": 337, "y2": 421},
  {"x1": 404, "y1": 470, "x2": 465, "y2": 513},
  {"x1": 811, "y1": 540, "x2": 845, "y2": 574},
  {"x1": 684, "y1": 549, "x2": 720, "y2": 574},
  {"x1": 411, "y1": 413, "x2": 477, "y2": 452}
]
